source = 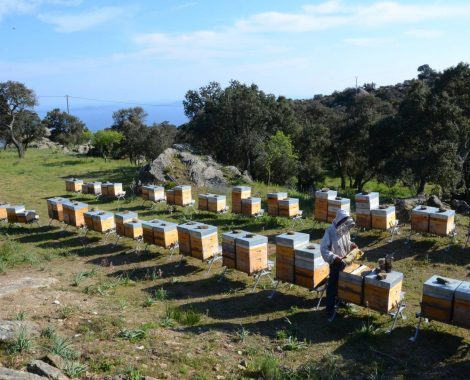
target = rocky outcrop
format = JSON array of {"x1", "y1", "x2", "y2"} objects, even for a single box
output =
[
  {"x1": 27, "y1": 360, "x2": 69, "y2": 380},
  {"x1": 427, "y1": 195, "x2": 445, "y2": 209},
  {"x1": 139, "y1": 144, "x2": 251, "y2": 187},
  {"x1": 0, "y1": 368, "x2": 46, "y2": 379},
  {"x1": 0, "y1": 321, "x2": 38, "y2": 342},
  {"x1": 451, "y1": 199, "x2": 470, "y2": 215},
  {"x1": 394, "y1": 198, "x2": 419, "y2": 222}
]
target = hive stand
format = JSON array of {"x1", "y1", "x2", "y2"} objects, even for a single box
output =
[
  {"x1": 218, "y1": 259, "x2": 276, "y2": 292},
  {"x1": 388, "y1": 220, "x2": 401, "y2": 242}
]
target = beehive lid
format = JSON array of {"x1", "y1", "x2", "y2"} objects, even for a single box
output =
[
  {"x1": 267, "y1": 192, "x2": 288, "y2": 199},
  {"x1": 102, "y1": 181, "x2": 113, "y2": 186},
  {"x1": 455, "y1": 281, "x2": 470, "y2": 302},
  {"x1": 278, "y1": 198, "x2": 299, "y2": 206},
  {"x1": 142, "y1": 219, "x2": 162, "y2": 228},
  {"x1": 412, "y1": 205, "x2": 438, "y2": 215},
  {"x1": 92, "y1": 211, "x2": 114, "y2": 220},
  {"x1": 222, "y1": 229, "x2": 247, "y2": 243},
  {"x1": 65, "y1": 201, "x2": 88, "y2": 210},
  {"x1": 328, "y1": 197, "x2": 350, "y2": 205},
  {"x1": 166, "y1": 189, "x2": 175, "y2": 193},
  {"x1": 48, "y1": 197, "x2": 69, "y2": 205},
  {"x1": 208, "y1": 194, "x2": 226, "y2": 201},
  {"x1": 115, "y1": 211, "x2": 138, "y2": 221},
  {"x1": 0, "y1": 202, "x2": 10, "y2": 207},
  {"x1": 7, "y1": 205, "x2": 26, "y2": 212},
  {"x1": 177, "y1": 221, "x2": 203, "y2": 233},
  {"x1": 294, "y1": 243, "x2": 321, "y2": 260},
  {"x1": 371, "y1": 206, "x2": 395, "y2": 216},
  {"x1": 174, "y1": 185, "x2": 191, "y2": 190},
  {"x1": 364, "y1": 271, "x2": 403, "y2": 289},
  {"x1": 84, "y1": 210, "x2": 101, "y2": 217},
  {"x1": 232, "y1": 186, "x2": 251, "y2": 192},
  {"x1": 276, "y1": 231, "x2": 310, "y2": 248},
  {"x1": 355, "y1": 192, "x2": 379, "y2": 201},
  {"x1": 198, "y1": 193, "x2": 209, "y2": 199},
  {"x1": 315, "y1": 189, "x2": 337, "y2": 199},
  {"x1": 235, "y1": 233, "x2": 268, "y2": 248},
  {"x1": 68, "y1": 178, "x2": 83, "y2": 183},
  {"x1": 430, "y1": 209, "x2": 455, "y2": 219},
  {"x1": 423, "y1": 275, "x2": 462, "y2": 300},
  {"x1": 241, "y1": 197, "x2": 261, "y2": 204},
  {"x1": 153, "y1": 221, "x2": 178, "y2": 232},
  {"x1": 124, "y1": 219, "x2": 142, "y2": 227},
  {"x1": 189, "y1": 224, "x2": 217, "y2": 237}
]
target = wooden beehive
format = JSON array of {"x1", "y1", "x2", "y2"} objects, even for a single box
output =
[
  {"x1": 314, "y1": 189, "x2": 337, "y2": 222},
  {"x1": 16, "y1": 210, "x2": 37, "y2": 224},
  {"x1": 355, "y1": 209, "x2": 372, "y2": 229},
  {"x1": 363, "y1": 271, "x2": 403, "y2": 313},
  {"x1": 411, "y1": 206, "x2": 438, "y2": 233},
  {"x1": 63, "y1": 202, "x2": 88, "y2": 227},
  {"x1": 355, "y1": 192, "x2": 379, "y2": 211},
  {"x1": 65, "y1": 178, "x2": 83, "y2": 192},
  {"x1": 278, "y1": 198, "x2": 300, "y2": 218},
  {"x1": 114, "y1": 211, "x2": 138, "y2": 236},
  {"x1": 166, "y1": 189, "x2": 175, "y2": 205},
  {"x1": 47, "y1": 197, "x2": 69, "y2": 222},
  {"x1": 107, "y1": 183, "x2": 123, "y2": 198},
  {"x1": 92, "y1": 211, "x2": 115, "y2": 233},
  {"x1": 141, "y1": 185, "x2": 165, "y2": 202},
  {"x1": 177, "y1": 221, "x2": 202, "y2": 256},
  {"x1": 241, "y1": 197, "x2": 261, "y2": 216},
  {"x1": 338, "y1": 264, "x2": 371, "y2": 305},
  {"x1": 100, "y1": 182, "x2": 112, "y2": 197},
  {"x1": 371, "y1": 206, "x2": 396, "y2": 230},
  {"x1": 174, "y1": 185, "x2": 193, "y2": 206},
  {"x1": 198, "y1": 194, "x2": 209, "y2": 211},
  {"x1": 208, "y1": 194, "x2": 226, "y2": 213},
  {"x1": 429, "y1": 209, "x2": 455, "y2": 236},
  {"x1": 85, "y1": 182, "x2": 102, "y2": 195},
  {"x1": 294, "y1": 244, "x2": 329, "y2": 289},
  {"x1": 421, "y1": 275, "x2": 462, "y2": 323},
  {"x1": 232, "y1": 186, "x2": 251, "y2": 214},
  {"x1": 267, "y1": 192, "x2": 288, "y2": 216},
  {"x1": 235, "y1": 233, "x2": 268, "y2": 275},
  {"x1": 453, "y1": 281, "x2": 470, "y2": 328},
  {"x1": 275, "y1": 231, "x2": 310, "y2": 283},
  {"x1": 0, "y1": 203, "x2": 10, "y2": 220},
  {"x1": 327, "y1": 197, "x2": 350, "y2": 223},
  {"x1": 6, "y1": 205, "x2": 25, "y2": 223},
  {"x1": 142, "y1": 219, "x2": 178, "y2": 248},
  {"x1": 84, "y1": 210, "x2": 100, "y2": 230},
  {"x1": 123, "y1": 220, "x2": 143, "y2": 240},
  {"x1": 222, "y1": 229, "x2": 246, "y2": 269},
  {"x1": 142, "y1": 219, "x2": 159, "y2": 245},
  {"x1": 189, "y1": 224, "x2": 219, "y2": 260}
]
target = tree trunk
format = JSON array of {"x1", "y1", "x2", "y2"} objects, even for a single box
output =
[
  {"x1": 8, "y1": 118, "x2": 25, "y2": 158},
  {"x1": 334, "y1": 150, "x2": 346, "y2": 189},
  {"x1": 417, "y1": 178, "x2": 426, "y2": 195}
]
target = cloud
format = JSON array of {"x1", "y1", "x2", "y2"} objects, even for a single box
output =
[
  {"x1": 38, "y1": 6, "x2": 125, "y2": 32},
  {"x1": 405, "y1": 29, "x2": 443, "y2": 39},
  {"x1": 344, "y1": 37, "x2": 393, "y2": 47},
  {"x1": 171, "y1": 2, "x2": 198, "y2": 12},
  {"x1": 0, "y1": 0, "x2": 82, "y2": 22}
]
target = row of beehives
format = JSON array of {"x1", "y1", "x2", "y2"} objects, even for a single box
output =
[
  {"x1": 65, "y1": 178, "x2": 124, "y2": 198},
  {"x1": 0, "y1": 203, "x2": 38, "y2": 224},
  {"x1": 141, "y1": 185, "x2": 194, "y2": 207},
  {"x1": 411, "y1": 205, "x2": 455, "y2": 236},
  {"x1": 267, "y1": 192, "x2": 300, "y2": 217}
]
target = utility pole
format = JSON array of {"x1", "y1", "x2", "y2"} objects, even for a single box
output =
[
  {"x1": 355, "y1": 76, "x2": 358, "y2": 93},
  {"x1": 66, "y1": 95, "x2": 70, "y2": 114}
]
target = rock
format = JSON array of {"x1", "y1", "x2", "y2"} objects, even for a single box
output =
[
  {"x1": 143, "y1": 377, "x2": 159, "y2": 380},
  {"x1": 0, "y1": 367, "x2": 46, "y2": 379},
  {"x1": 0, "y1": 321, "x2": 38, "y2": 342},
  {"x1": 451, "y1": 199, "x2": 470, "y2": 215},
  {"x1": 27, "y1": 360, "x2": 69, "y2": 380},
  {"x1": 427, "y1": 195, "x2": 444, "y2": 209},
  {"x1": 52, "y1": 300, "x2": 60, "y2": 305},
  {"x1": 394, "y1": 198, "x2": 419, "y2": 222},
  {"x1": 42, "y1": 354, "x2": 66, "y2": 370},
  {"x1": 0, "y1": 277, "x2": 57, "y2": 299}
]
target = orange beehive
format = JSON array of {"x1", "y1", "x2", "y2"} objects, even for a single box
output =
[
  {"x1": 198, "y1": 194, "x2": 209, "y2": 211},
  {"x1": 63, "y1": 202, "x2": 88, "y2": 227},
  {"x1": 232, "y1": 186, "x2": 251, "y2": 214},
  {"x1": 142, "y1": 219, "x2": 178, "y2": 248},
  {"x1": 278, "y1": 198, "x2": 300, "y2": 218},
  {"x1": 453, "y1": 281, "x2": 470, "y2": 328},
  {"x1": 189, "y1": 224, "x2": 219, "y2": 260},
  {"x1": 338, "y1": 264, "x2": 371, "y2": 305},
  {"x1": 429, "y1": 209, "x2": 455, "y2": 236},
  {"x1": 411, "y1": 206, "x2": 438, "y2": 233},
  {"x1": 241, "y1": 197, "x2": 261, "y2": 216},
  {"x1": 47, "y1": 197, "x2": 69, "y2": 222},
  {"x1": 65, "y1": 178, "x2": 83, "y2": 192},
  {"x1": 166, "y1": 189, "x2": 175, "y2": 205},
  {"x1": 235, "y1": 233, "x2": 268, "y2": 275},
  {"x1": 294, "y1": 244, "x2": 329, "y2": 289},
  {"x1": 267, "y1": 192, "x2": 288, "y2": 216},
  {"x1": 327, "y1": 197, "x2": 351, "y2": 223},
  {"x1": 371, "y1": 206, "x2": 396, "y2": 230},
  {"x1": 363, "y1": 271, "x2": 403, "y2": 313},
  {"x1": 177, "y1": 221, "x2": 202, "y2": 256},
  {"x1": 7, "y1": 205, "x2": 25, "y2": 223},
  {"x1": 100, "y1": 182, "x2": 112, "y2": 197},
  {"x1": 0, "y1": 203, "x2": 10, "y2": 220},
  {"x1": 314, "y1": 189, "x2": 337, "y2": 222},
  {"x1": 123, "y1": 220, "x2": 143, "y2": 240},
  {"x1": 84, "y1": 210, "x2": 99, "y2": 230},
  {"x1": 107, "y1": 183, "x2": 123, "y2": 198},
  {"x1": 92, "y1": 211, "x2": 115, "y2": 233},
  {"x1": 275, "y1": 232, "x2": 310, "y2": 283},
  {"x1": 207, "y1": 195, "x2": 226, "y2": 213},
  {"x1": 174, "y1": 185, "x2": 193, "y2": 206},
  {"x1": 114, "y1": 211, "x2": 138, "y2": 236},
  {"x1": 141, "y1": 185, "x2": 165, "y2": 202},
  {"x1": 222, "y1": 229, "x2": 246, "y2": 269},
  {"x1": 421, "y1": 275, "x2": 462, "y2": 323}
]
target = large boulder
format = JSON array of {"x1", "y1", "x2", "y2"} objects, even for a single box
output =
[
  {"x1": 0, "y1": 321, "x2": 38, "y2": 342},
  {"x1": 451, "y1": 199, "x2": 470, "y2": 215},
  {"x1": 27, "y1": 360, "x2": 69, "y2": 380},
  {"x1": 427, "y1": 195, "x2": 445, "y2": 209},
  {"x1": 0, "y1": 368, "x2": 46, "y2": 379},
  {"x1": 394, "y1": 198, "x2": 419, "y2": 222}
]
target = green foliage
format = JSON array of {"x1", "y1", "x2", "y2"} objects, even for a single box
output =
[
  {"x1": 63, "y1": 361, "x2": 88, "y2": 377},
  {"x1": 43, "y1": 108, "x2": 89, "y2": 147},
  {"x1": 48, "y1": 334, "x2": 78, "y2": 360},
  {"x1": 40, "y1": 326, "x2": 56, "y2": 339},
  {"x1": 14, "y1": 310, "x2": 27, "y2": 321},
  {"x1": 92, "y1": 130, "x2": 124, "y2": 161},
  {"x1": 117, "y1": 329, "x2": 147, "y2": 342},
  {"x1": 8, "y1": 327, "x2": 33, "y2": 354}
]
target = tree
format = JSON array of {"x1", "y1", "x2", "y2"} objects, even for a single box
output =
[
  {"x1": 0, "y1": 81, "x2": 38, "y2": 158},
  {"x1": 144, "y1": 122, "x2": 177, "y2": 161},
  {"x1": 43, "y1": 109, "x2": 89, "y2": 147},
  {"x1": 92, "y1": 130, "x2": 123, "y2": 161}
]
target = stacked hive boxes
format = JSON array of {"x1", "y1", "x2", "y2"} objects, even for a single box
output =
[
  {"x1": 100, "y1": 182, "x2": 113, "y2": 197},
  {"x1": 294, "y1": 244, "x2": 329, "y2": 289},
  {"x1": 232, "y1": 186, "x2": 251, "y2": 214},
  {"x1": 314, "y1": 189, "x2": 337, "y2": 222},
  {"x1": 0, "y1": 202, "x2": 10, "y2": 220},
  {"x1": 338, "y1": 264, "x2": 371, "y2": 305},
  {"x1": 92, "y1": 211, "x2": 115, "y2": 233},
  {"x1": 411, "y1": 206, "x2": 438, "y2": 233},
  {"x1": 114, "y1": 211, "x2": 138, "y2": 236},
  {"x1": 371, "y1": 206, "x2": 396, "y2": 230},
  {"x1": 198, "y1": 194, "x2": 209, "y2": 211},
  {"x1": 267, "y1": 192, "x2": 287, "y2": 216},
  {"x1": 279, "y1": 198, "x2": 300, "y2": 218},
  {"x1": 101, "y1": 182, "x2": 123, "y2": 198},
  {"x1": 222, "y1": 229, "x2": 246, "y2": 269},
  {"x1": 63, "y1": 202, "x2": 88, "y2": 227},
  {"x1": 208, "y1": 194, "x2": 226, "y2": 213},
  {"x1": 177, "y1": 221, "x2": 202, "y2": 256},
  {"x1": 429, "y1": 209, "x2": 455, "y2": 236},
  {"x1": 190, "y1": 224, "x2": 219, "y2": 260},
  {"x1": 65, "y1": 178, "x2": 83, "y2": 192},
  {"x1": 421, "y1": 275, "x2": 462, "y2": 323},
  {"x1": 6, "y1": 205, "x2": 26, "y2": 223},
  {"x1": 174, "y1": 185, "x2": 193, "y2": 206},
  {"x1": 16, "y1": 210, "x2": 38, "y2": 224},
  {"x1": 84, "y1": 210, "x2": 100, "y2": 230},
  {"x1": 166, "y1": 189, "x2": 175, "y2": 205},
  {"x1": 123, "y1": 219, "x2": 143, "y2": 239},
  {"x1": 241, "y1": 197, "x2": 261, "y2": 216},
  {"x1": 454, "y1": 281, "x2": 470, "y2": 328},
  {"x1": 363, "y1": 271, "x2": 403, "y2": 313},
  {"x1": 142, "y1": 219, "x2": 178, "y2": 248},
  {"x1": 355, "y1": 192, "x2": 379, "y2": 228},
  {"x1": 83, "y1": 182, "x2": 101, "y2": 195},
  {"x1": 235, "y1": 233, "x2": 268, "y2": 275},
  {"x1": 141, "y1": 185, "x2": 165, "y2": 202},
  {"x1": 47, "y1": 197, "x2": 69, "y2": 222},
  {"x1": 275, "y1": 232, "x2": 310, "y2": 283},
  {"x1": 327, "y1": 197, "x2": 351, "y2": 223}
]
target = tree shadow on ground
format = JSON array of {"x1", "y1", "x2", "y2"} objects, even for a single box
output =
[
  {"x1": 37, "y1": 235, "x2": 101, "y2": 250},
  {"x1": 87, "y1": 249, "x2": 160, "y2": 267},
  {"x1": 15, "y1": 228, "x2": 76, "y2": 244},
  {"x1": 109, "y1": 260, "x2": 201, "y2": 281},
  {"x1": 66, "y1": 242, "x2": 124, "y2": 257}
]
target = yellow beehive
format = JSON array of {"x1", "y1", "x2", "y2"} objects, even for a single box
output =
[
  {"x1": 275, "y1": 232, "x2": 310, "y2": 283},
  {"x1": 278, "y1": 198, "x2": 300, "y2": 218},
  {"x1": 267, "y1": 192, "x2": 288, "y2": 216},
  {"x1": 198, "y1": 194, "x2": 209, "y2": 211},
  {"x1": 411, "y1": 206, "x2": 438, "y2": 233},
  {"x1": 338, "y1": 264, "x2": 371, "y2": 305},
  {"x1": 123, "y1": 220, "x2": 143, "y2": 240},
  {"x1": 65, "y1": 178, "x2": 83, "y2": 192},
  {"x1": 47, "y1": 197, "x2": 69, "y2": 222},
  {"x1": 0, "y1": 203, "x2": 10, "y2": 220},
  {"x1": 363, "y1": 271, "x2": 403, "y2": 313},
  {"x1": 371, "y1": 206, "x2": 396, "y2": 230},
  {"x1": 141, "y1": 185, "x2": 165, "y2": 201},
  {"x1": 232, "y1": 186, "x2": 251, "y2": 214},
  {"x1": 189, "y1": 224, "x2": 219, "y2": 260},
  {"x1": 84, "y1": 210, "x2": 99, "y2": 230},
  {"x1": 222, "y1": 229, "x2": 246, "y2": 269},
  {"x1": 177, "y1": 221, "x2": 202, "y2": 256},
  {"x1": 114, "y1": 211, "x2": 138, "y2": 236},
  {"x1": 241, "y1": 197, "x2": 261, "y2": 216},
  {"x1": 107, "y1": 183, "x2": 123, "y2": 198},
  {"x1": 63, "y1": 202, "x2": 88, "y2": 227},
  {"x1": 421, "y1": 275, "x2": 461, "y2": 323},
  {"x1": 142, "y1": 219, "x2": 178, "y2": 248},
  {"x1": 207, "y1": 195, "x2": 226, "y2": 213},
  {"x1": 166, "y1": 189, "x2": 175, "y2": 205},
  {"x1": 314, "y1": 189, "x2": 337, "y2": 222},
  {"x1": 453, "y1": 281, "x2": 470, "y2": 328},
  {"x1": 7, "y1": 205, "x2": 25, "y2": 223},
  {"x1": 294, "y1": 244, "x2": 329, "y2": 289},
  {"x1": 429, "y1": 209, "x2": 455, "y2": 236},
  {"x1": 235, "y1": 233, "x2": 268, "y2": 275},
  {"x1": 174, "y1": 185, "x2": 192, "y2": 206},
  {"x1": 327, "y1": 197, "x2": 351, "y2": 223},
  {"x1": 92, "y1": 211, "x2": 115, "y2": 233}
]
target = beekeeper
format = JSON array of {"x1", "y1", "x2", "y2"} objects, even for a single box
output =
[{"x1": 320, "y1": 209, "x2": 357, "y2": 321}]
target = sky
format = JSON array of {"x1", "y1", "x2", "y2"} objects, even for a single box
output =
[{"x1": 1, "y1": 0, "x2": 470, "y2": 130}]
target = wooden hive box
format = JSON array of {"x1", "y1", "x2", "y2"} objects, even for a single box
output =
[
  {"x1": 278, "y1": 198, "x2": 300, "y2": 218},
  {"x1": 108, "y1": 183, "x2": 123, "y2": 198},
  {"x1": 208, "y1": 194, "x2": 226, "y2": 213},
  {"x1": 421, "y1": 275, "x2": 462, "y2": 323},
  {"x1": 355, "y1": 209, "x2": 372, "y2": 229},
  {"x1": 314, "y1": 189, "x2": 337, "y2": 222},
  {"x1": 16, "y1": 210, "x2": 37, "y2": 224},
  {"x1": 47, "y1": 197, "x2": 69, "y2": 221},
  {"x1": 198, "y1": 194, "x2": 209, "y2": 211},
  {"x1": 177, "y1": 221, "x2": 202, "y2": 256},
  {"x1": 142, "y1": 220, "x2": 160, "y2": 245},
  {"x1": 100, "y1": 182, "x2": 113, "y2": 197},
  {"x1": 327, "y1": 197, "x2": 351, "y2": 223},
  {"x1": 84, "y1": 210, "x2": 100, "y2": 230},
  {"x1": 141, "y1": 185, "x2": 165, "y2": 201},
  {"x1": 275, "y1": 231, "x2": 310, "y2": 283},
  {"x1": 294, "y1": 244, "x2": 329, "y2": 289},
  {"x1": 66, "y1": 178, "x2": 83, "y2": 192},
  {"x1": 371, "y1": 206, "x2": 396, "y2": 230},
  {"x1": 7, "y1": 205, "x2": 25, "y2": 223},
  {"x1": 267, "y1": 192, "x2": 288, "y2": 216},
  {"x1": 429, "y1": 209, "x2": 455, "y2": 236},
  {"x1": 355, "y1": 192, "x2": 379, "y2": 212},
  {"x1": 92, "y1": 211, "x2": 115, "y2": 233},
  {"x1": 338, "y1": 264, "x2": 371, "y2": 305},
  {"x1": 153, "y1": 220, "x2": 179, "y2": 248},
  {"x1": 232, "y1": 186, "x2": 251, "y2": 214},
  {"x1": 453, "y1": 281, "x2": 470, "y2": 328},
  {"x1": 63, "y1": 202, "x2": 88, "y2": 227},
  {"x1": 189, "y1": 224, "x2": 219, "y2": 260},
  {"x1": 123, "y1": 220, "x2": 143, "y2": 240},
  {"x1": 363, "y1": 271, "x2": 403, "y2": 313},
  {"x1": 241, "y1": 197, "x2": 261, "y2": 216},
  {"x1": 174, "y1": 185, "x2": 193, "y2": 206},
  {"x1": 114, "y1": 211, "x2": 138, "y2": 236},
  {"x1": 86, "y1": 182, "x2": 102, "y2": 195},
  {"x1": 0, "y1": 203, "x2": 10, "y2": 220},
  {"x1": 166, "y1": 189, "x2": 175, "y2": 205},
  {"x1": 411, "y1": 206, "x2": 438, "y2": 233},
  {"x1": 141, "y1": 185, "x2": 150, "y2": 200},
  {"x1": 222, "y1": 229, "x2": 247, "y2": 269},
  {"x1": 235, "y1": 233, "x2": 268, "y2": 275}
]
